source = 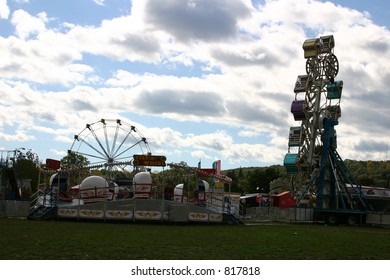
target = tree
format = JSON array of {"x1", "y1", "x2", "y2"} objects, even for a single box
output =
[
  {"x1": 381, "y1": 170, "x2": 390, "y2": 189},
  {"x1": 224, "y1": 169, "x2": 238, "y2": 192},
  {"x1": 58, "y1": 153, "x2": 90, "y2": 187},
  {"x1": 60, "y1": 153, "x2": 89, "y2": 169},
  {"x1": 13, "y1": 149, "x2": 41, "y2": 198}
]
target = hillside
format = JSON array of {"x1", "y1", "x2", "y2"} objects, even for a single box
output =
[{"x1": 222, "y1": 160, "x2": 390, "y2": 195}]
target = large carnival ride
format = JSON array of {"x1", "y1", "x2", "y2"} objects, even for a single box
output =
[
  {"x1": 277, "y1": 35, "x2": 372, "y2": 224},
  {"x1": 28, "y1": 119, "x2": 240, "y2": 223}
]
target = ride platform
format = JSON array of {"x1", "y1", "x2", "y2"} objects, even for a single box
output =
[{"x1": 57, "y1": 196, "x2": 232, "y2": 223}]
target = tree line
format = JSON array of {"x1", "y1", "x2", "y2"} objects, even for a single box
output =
[
  {"x1": 222, "y1": 160, "x2": 390, "y2": 194},
  {"x1": 4, "y1": 148, "x2": 389, "y2": 199}
]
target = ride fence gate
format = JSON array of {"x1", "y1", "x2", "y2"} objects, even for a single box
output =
[
  {"x1": 246, "y1": 206, "x2": 390, "y2": 227},
  {"x1": 246, "y1": 206, "x2": 314, "y2": 223}
]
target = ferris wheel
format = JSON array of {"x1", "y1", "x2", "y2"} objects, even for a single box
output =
[
  {"x1": 68, "y1": 119, "x2": 151, "y2": 175},
  {"x1": 284, "y1": 35, "x2": 343, "y2": 198}
]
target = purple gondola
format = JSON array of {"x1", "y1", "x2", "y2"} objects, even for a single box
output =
[{"x1": 291, "y1": 100, "x2": 306, "y2": 121}]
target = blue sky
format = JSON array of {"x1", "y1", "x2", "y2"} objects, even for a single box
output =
[{"x1": 1, "y1": 0, "x2": 389, "y2": 170}]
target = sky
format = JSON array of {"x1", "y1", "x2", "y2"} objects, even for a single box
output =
[{"x1": 0, "y1": 0, "x2": 389, "y2": 171}]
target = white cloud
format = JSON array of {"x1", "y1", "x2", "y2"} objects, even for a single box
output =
[
  {"x1": 50, "y1": 149, "x2": 67, "y2": 157},
  {"x1": 92, "y1": 0, "x2": 105, "y2": 6},
  {"x1": 0, "y1": 130, "x2": 35, "y2": 142},
  {"x1": 0, "y1": 0, "x2": 389, "y2": 166},
  {"x1": 11, "y1": 9, "x2": 48, "y2": 39},
  {"x1": 0, "y1": 0, "x2": 10, "y2": 19},
  {"x1": 106, "y1": 70, "x2": 142, "y2": 87},
  {"x1": 0, "y1": 10, "x2": 91, "y2": 85},
  {"x1": 191, "y1": 150, "x2": 211, "y2": 160},
  {"x1": 143, "y1": 0, "x2": 251, "y2": 43},
  {"x1": 238, "y1": 130, "x2": 259, "y2": 138}
]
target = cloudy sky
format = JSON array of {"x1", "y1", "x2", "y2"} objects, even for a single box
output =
[{"x1": 0, "y1": 0, "x2": 389, "y2": 170}]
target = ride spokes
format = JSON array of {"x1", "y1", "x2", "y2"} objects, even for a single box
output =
[{"x1": 68, "y1": 119, "x2": 151, "y2": 177}]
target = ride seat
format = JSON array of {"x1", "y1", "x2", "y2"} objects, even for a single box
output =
[
  {"x1": 291, "y1": 100, "x2": 306, "y2": 121},
  {"x1": 284, "y1": 154, "x2": 299, "y2": 174},
  {"x1": 326, "y1": 80, "x2": 343, "y2": 99}
]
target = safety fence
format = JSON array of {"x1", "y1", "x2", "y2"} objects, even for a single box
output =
[
  {"x1": 0, "y1": 200, "x2": 30, "y2": 217},
  {"x1": 245, "y1": 206, "x2": 314, "y2": 223},
  {"x1": 245, "y1": 206, "x2": 390, "y2": 226}
]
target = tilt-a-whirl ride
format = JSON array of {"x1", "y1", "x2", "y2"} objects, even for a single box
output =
[{"x1": 27, "y1": 119, "x2": 242, "y2": 224}]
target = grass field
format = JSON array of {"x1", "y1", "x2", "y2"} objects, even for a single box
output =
[{"x1": 0, "y1": 218, "x2": 389, "y2": 260}]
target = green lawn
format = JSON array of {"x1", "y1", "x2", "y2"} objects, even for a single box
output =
[{"x1": 0, "y1": 218, "x2": 389, "y2": 260}]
